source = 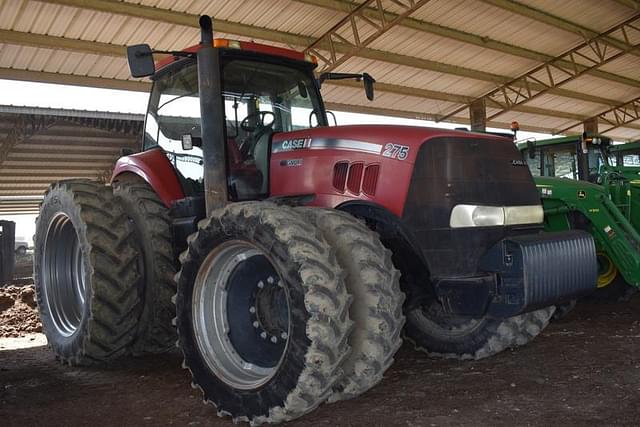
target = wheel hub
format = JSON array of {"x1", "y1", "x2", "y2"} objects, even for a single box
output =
[{"x1": 192, "y1": 240, "x2": 290, "y2": 390}]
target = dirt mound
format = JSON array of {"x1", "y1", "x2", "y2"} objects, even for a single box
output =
[{"x1": 0, "y1": 284, "x2": 42, "y2": 338}]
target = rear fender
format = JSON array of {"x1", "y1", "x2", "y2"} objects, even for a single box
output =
[{"x1": 111, "y1": 148, "x2": 185, "y2": 207}]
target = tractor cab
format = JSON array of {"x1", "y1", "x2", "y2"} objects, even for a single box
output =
[
  {"x1": 609, "y1": 140, "x2": 640, "y2": 167},
  {"x1": 140, "y1": 40, "x2": 328, "y2": 202},
  {"x1": 519, "y1": 134, "x2": 612, "y2": 183}
]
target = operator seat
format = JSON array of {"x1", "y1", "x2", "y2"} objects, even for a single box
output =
[{"x1": 252, "y1": 130, "x2": 272, "y2": 195}]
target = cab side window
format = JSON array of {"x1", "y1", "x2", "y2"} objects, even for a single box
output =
[{"x1": 144, "y1": 63, "x2": 204, "y2": 192}]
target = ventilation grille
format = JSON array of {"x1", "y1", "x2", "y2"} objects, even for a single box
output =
[
  {"x1": 333, "y1": 161, "x2": 348, "y2": 192},
  {"x1": 362, "y1": 164, "x2": 380, "y2": 196},
  {"x1": 347, "y1": 162, "x2": 364, "y2": 194}
]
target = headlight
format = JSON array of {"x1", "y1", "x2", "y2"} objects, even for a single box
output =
[{"x1": 450, "y1": 204, "x2": 543, "y2": 228}]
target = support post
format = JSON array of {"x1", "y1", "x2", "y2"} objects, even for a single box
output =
[
  {"x1": 197, "y1": 15, "x2": 228, "y2": 216},
  {"x1": 470, "y1": 99, "x2": 486, "y2": 132},
  {"x1": 583, "y1": 117, "x2": 599, "y2": 135}
]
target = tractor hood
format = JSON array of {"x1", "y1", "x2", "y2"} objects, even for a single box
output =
[{"x1": 271, "y1": 124, "x2": 512, "y2": 162}]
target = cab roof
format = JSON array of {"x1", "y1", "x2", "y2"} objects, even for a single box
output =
[
  {"x1": 516, "y1": 133, "x2": 612, "y2": 151},
  {"x1": 155, "y1": 39, "x2": 317, "y2": 71}
]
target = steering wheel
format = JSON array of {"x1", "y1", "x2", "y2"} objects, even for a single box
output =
[
  {"x1": 239, "y1": 111, "x2": 276, "y2": 159},
  {"x1": 240, "y1": 111, "x2": 275, "y2": 132}
]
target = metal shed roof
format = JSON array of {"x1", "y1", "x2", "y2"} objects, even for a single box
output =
[
  {"x1": 0, "y1": 0, "x2": 639, "y2": 215},
  {"x1": 0, "y1": 104, "x2": 141, "y2": 213},
  {"x1": 0, "y1": 0, "x2": 637, "y2": 139}
]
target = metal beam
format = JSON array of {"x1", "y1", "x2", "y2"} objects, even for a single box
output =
[
  {"x1": 305, "y1": 0, "x2": 432, "y2": 73},
  {"x1": 440, "y1": 15, "x2": 640, "y2": 122},
  {"x1": 3, "y1": 66, "x2": 639, "y2": 136},
  {"x1": 28, "y1": 2, "x2": 626, "y2": 106},
  {"x1": 324, "y1": 102, "x2": 566, "y2": 135},
  {"x1": 295, "y1": 0, "x2": 640, "y2": 89},
  {"x1": 0, "y1": 68, "x2": 150, "y2": 92},
  {"x1": 557, "y1": 95, "x2": 640, "y2": 135},
  {"x1": 0, "y1": 162, "x2": 112, "y2": 169},
  {"x1": 614, "y1": 0, "x2": 640, "y2": 11},
  {"x1": 0, "y1": 31, "x2": 622, "y2": 108},
  {"x1": 481, "y1": 0, "x2": 640, "y2": 57}
]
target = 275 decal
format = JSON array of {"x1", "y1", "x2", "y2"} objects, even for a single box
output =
[{"x1": 382, "y1": 143, "x2": 409, "y2": 160}]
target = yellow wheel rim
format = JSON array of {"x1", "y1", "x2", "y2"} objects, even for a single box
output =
[{"x1": 597, "y1": 252, "x2": 617, "y2": 288}]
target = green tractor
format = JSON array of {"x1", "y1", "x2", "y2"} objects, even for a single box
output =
[{"x1": 518, "y1": 134, "x2": 640, "y2": 302}]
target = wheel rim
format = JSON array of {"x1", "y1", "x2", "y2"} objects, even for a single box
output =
[
  {"x1": 192, "y1": 240, "x2": 290, "y2": 390},
  {"x1": 41, "y1": 213, "x2": 87, "y2": 338},
  {"x1": 596, "y1": 252, "x2": 617, "y2": 288}
]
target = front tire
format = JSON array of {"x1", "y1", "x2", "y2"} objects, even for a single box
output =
[
  {"x1": 34, "y1": 180, "x2": 142, "y2": 365},
  {"x1": 175, "y1": 202, "x2": 352, "y2": 424},
  {"x1": 404, "y1": 301, "x2": 555, "y2": 360}
]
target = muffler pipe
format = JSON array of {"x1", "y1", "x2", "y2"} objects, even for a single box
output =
[{"x1": 197, "y1": 15, "x2": 228, "y2": 215}]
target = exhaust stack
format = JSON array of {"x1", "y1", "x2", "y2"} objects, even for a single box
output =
[{"x1": 197, "y1": 15, "x2": 228, "y2": 215}]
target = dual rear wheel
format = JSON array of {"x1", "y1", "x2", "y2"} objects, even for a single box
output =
[{"x1": 174, "y1": 203, "x2": 405, "y2": 423}]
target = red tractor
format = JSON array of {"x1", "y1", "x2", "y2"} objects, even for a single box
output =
[{"x1": 34, "y1": 16, "x2": 597, "y2": 424}]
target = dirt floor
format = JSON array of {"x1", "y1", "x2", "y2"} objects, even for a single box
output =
[
  {"x1": 1, "y1": 295, "x2": 640, "y2": 426},
  {"x1": 0, "y1": 284, "x2": 41, "y2": 338}
]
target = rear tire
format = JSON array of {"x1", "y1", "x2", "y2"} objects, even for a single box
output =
[
  {"x1": 298, "y1": 207, "x2": 405, "y2": 402},
  {"x1": 113, "y1": 180, "x2": 177, "y2": 354},
  {"x1": 34, "y1": 180, "x2": 142, "y2": 365},
  {"x1": 404, "y1": 302, "x2": 555, "y2": 360},
  {"x1": 175, "y1": 202, "x2": 352, "y2": 424}
]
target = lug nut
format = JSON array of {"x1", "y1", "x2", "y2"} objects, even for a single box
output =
[
  {"x1": 260, "y1": 331, "x2": 267, "y2": 339},
  {"x1": 253, "y1": 321, "x2": 259, "y2": 328},
  {"x1": 249, "y1": 306, "x2": 256, "y2": 314},
  {"x1": 257, "y1": 281, "x2": 264, "y2": 289},
  {"x1": 280, "y1": 332, "x2": 288, "y2": 340},
  {"x1": 267, "y1": 276, "x2": 275, "y2": 284},
  {"x1": 270, "y1": 336, "x2": 277, "y2": 343}
]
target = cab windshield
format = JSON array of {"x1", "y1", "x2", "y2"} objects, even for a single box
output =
[{"x1": 142, "y1": 57, "x2": 324, "y2": 199}]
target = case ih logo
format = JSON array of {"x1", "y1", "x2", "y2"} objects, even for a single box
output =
[{"x1": 277, "y1": 138, "x2": 312, "y2": 152}]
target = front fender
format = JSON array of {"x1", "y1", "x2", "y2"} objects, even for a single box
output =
[{"x1": 111, "y1": 148, "x2": 184, "y2": 207}]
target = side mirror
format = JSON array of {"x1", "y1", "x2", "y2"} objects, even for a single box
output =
[
  {"x1": 527, "y1": 140, "x2": 536, "y2": 159},
  {"x1": 363, "y1": 73, "x2": 375, "y2": 101},
  {"x1": 127, "y1": 44, "x2": 155, "y2": 78},
  {"x1": 182, "y1": 134, "x2": 202, "y2": 151}
]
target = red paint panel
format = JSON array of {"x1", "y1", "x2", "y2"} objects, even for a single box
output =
[
  {"x1": 270, "y1": 124, "x2": 512, "y2": 217},
  {"x1": 111, "y1": 148, "x2": 185, "y2": 208}
]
